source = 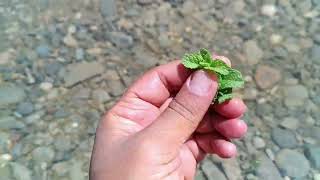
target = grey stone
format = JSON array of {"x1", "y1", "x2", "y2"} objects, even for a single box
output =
[
  {"x1": 75, "y1": 48, "x2": 84, "y2": 61},
  {"x1": 296, "y1": 0, "x2": 312, "y2": 13},
  {"x1": 252, "y1": 136, "x2": 266, "y2": 149},
  {"x1": 137, "y1": 0, "x2": 154, "y2": 5},
  {"x1": 64, "y1": 62, "x2": 105, "y2": 87},
  {"x1": 311, "y1": 45, "x2": 320, "y2": 63},
  {"x1": 275, "y1": 149, "x2": 310, "y2": 178},
  {"x1": 244, "y1": 40, "x2": 263, "y2": 65},
  {"x1": 16, "y1": 102, "x2": 34, "y2": 116},
  {"x1": 195, "y1": 170, "x2": 206, "y2": 180},
  {"x1": 0, "y1": 84, "x2": 26, "y2": 106},
  {"x1": 0, "y1": 163, "x2": 12, "y2": 179},
  {"x1": 284, "y1": 85, "x2": 309, "y2": 107},
  {"x1": 304, "y1": 145, "x2": 320, "y2": 169},
  {"x1": 45, "y1": 62, "x2": 62, "y2": 77},
  {"x1": 256, "y1": 154, "x2": 282, "y2": 180},
  {"x1": 202, "y1": 159, "x2": 227, "y2": 180},
  {"x1": 70, "y1": 160, "x2": 85, "y2": 180},
  {"x1": 280, "y1": 117, "x2": 299, "y2": 130},
  {"x1": 36, "y1": 44, "x2": 51, "y2": 58},
  {"x1": 92, "y1": 89, "x2": 111, "y2": 103},
  {"x1": 220, "y1": 158, "x2": 243, "y2": 180},
  {"x1": 255, "y1": 65, "x2": 281, "y2": 89},
  {"x1": 32, "y1": 146, "x2": 55, "y2": 163},
  {"x1": 0, "y1": 116, "x2": 25, "y2": 129},
  {"x1": 106, "y1": 80, "x2": 125, "y2": 97},
  {"x1": 271, "y1": 127, "x2": 298, "y2": 148},
  {"x1": 108, "y1": 32, "x2": 133, "y2": 48},
  {"x1": 10, "y1": 162, "x2": 32, "y2": 180},
  {"x1": 100, "y1": 0, "x2": 117, "y2": 18}
]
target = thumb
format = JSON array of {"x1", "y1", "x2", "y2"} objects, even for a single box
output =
[{"x1": 142, "y1": 70, "x2": 218, "y2": 148}]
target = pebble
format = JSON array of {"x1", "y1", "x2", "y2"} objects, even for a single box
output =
[
  {"x1": 275, "y1": 149, "x2": 310, "y2": 178},
  {"x1": 63, "y1": 34, "x2": 78, "y2": 48},
  {"x1": 44, "y1": 62, "x2": 62, "y2": 77},
  {"x1": 261, "y1": 4, "x2": 277, "y2": 17},
  {"x1": 255, "y1": 65, "x2": 281, "y2": 89},
  {"x1": 75, "y1": 48, "x2": 85, "y2": 61},
  {"x1": 36, "y1": 44, "x2": 51, "y2": 58},
  {"x1": 32, "y1": 146, "x2": 55, "y2": 163},
  {"x1": 244, "y1": 40, "x2": 263, "y2": 65},
  {"x1": 137, "y1": 0, "x2": 154, "y2": 5},
  {"x1": 0, "y1": 163, "x2": 11, "y2": 179},
  {"x1": 92, "y1": 89, "x2": 111, "y2": 103},
  {"x1": 40, "y1": 82, "x2": 53, "y2": 91},
  {"x1": 311, "y1": 45, "x2": 320, "y2": 63},
  {"x1": 314, "y1": 174, "x2": 320, "y2": 180},
  {"x1": 265, "y1": 148, "x2": 275, "y2": 161},
  {"x1": 0, "y1": 84, "x2": 26, "y2": 107},
  {"x1": 16, "y1": 102, "x2": 34, "y2": 116},
  {"x1": 64, "y1": 62, "x2": 105, "y2": 87},
  {"x1": 220, "y1": 158, "x2": 243, "y2": 180},
  {"x1": 0, "y1": 50, "x2": 13, "y2": 65},
  {"x1": 304, "y1": 145, "x2": 320, "y2": 169},
  {"x1": 256, "y1": 154, "x2": 282, "y2": 180},
  {"x1": 100, "y1": 0, "x2": 117, "y2": 17},
  {"x1": 202, "y1": 159, "x2": 227, "y2": 180},
  {"x1": 271, "y1": 127, "x2": 298, "y2": 149},
  {"x1": 108, "y1": 32, "x2": 134, "y2": 48},
  {"x1": 243, "y1": 88, "x2": 258, "y2": 100},
  {"x1": 280, "y1": 117, "x2": 299, "y2": 130},
  {"x1": 270, "y1": 34, "x2": 283, "y2": 44},
  {"x1": 284, "y1": 85, "x2": 309, "y2": 107},
  {"x1": 195, "y1": 170, "x2": 206, "y2": 180},
  {"x1": 10, "y1": 162, "x2": 32, "y2": 180},
  {"x1": 252, "y1": 136, "x2": 266, "y2": 149},
  {"x1": 106, "y1": 80, "x2": 125, "y2": 97}
]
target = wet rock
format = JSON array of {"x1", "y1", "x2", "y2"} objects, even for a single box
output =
[
  {"x1": 284, "y1": 85, "x2": 309, "y2": 107},
  {"x1": 64, "y1": 62, "x2": 105, "y2": 87},
  {"x1": 32, "y1": 146, "x2": 55, "y2": 163},
  {"x1": 92, "y1": 89, "x2": 111, "y2": 103},
  {"x1": 255, "y1": 65, "x2": 281, "y2": 89},
  {"x1": 36, "y1": 44, "x2": 51, "y2": 58},
  {"x1": 244, "y1": 40, "x2": 263, "y2": 65},
  {"x1": 10, "y1": 162, "x2": 32, "y2": 180},
  {"x1": 16, "y1": 102, "x2": 34, "y2": 116},
  {"x1": 108, "y1": 32, "x2": 133, "y2": 48},
  {"x1": 311, "y1": 45, "x2": 320, "y2": 63},
  {"x1": 271, "y1": 127, "x2": 298, "y2": 148},
  {"x1": 256, "y1": 154, "x2": 282, "y2": 180},
  {"x1": 304, "y1": 145, "x2": 320, "y2": 169},
  {"x1": 261, "y1": 4, "x2": 277, "y2": 17},
  {"x1": 0, "y1": 84, "x2": 26, "y2": 106},
  {"x1": 202, "y1": 159, "x2": 227, "y2": 180},
  {"x1": 280, "y1": 117, "x2": 299, "y2": 130},
  {"x1": 0, "y1": 115, "x2": 25, "y2": 129},
  {"x1": 275, "y1": 149, "x2": 310, "y2": 178},
  {"x1": 100, "y1": 0, "x2": 117, "y2": 18}
]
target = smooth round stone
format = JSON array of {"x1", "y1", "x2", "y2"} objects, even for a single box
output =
[
  {"x1": 16, "y1": 102, "x2": 34, "y2": 116},
  {"x1": 35, "y1": 44, "x2": 51, "y2": 58},
  {"x1": 275, "y1": 149, "x2": 310, "y2": 178},
  {"x1": 271, "y1": 128, "x2": 298, "y2": 148},
  {"x1": 252, "y1": 136, "x2": 266, "y2": 149}
]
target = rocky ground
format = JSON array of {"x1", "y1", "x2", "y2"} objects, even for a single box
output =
[{"x1": 0, "y1": 0, "x2": 319, "y2": 179}]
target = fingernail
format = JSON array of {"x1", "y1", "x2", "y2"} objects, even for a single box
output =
[{"x1": 189, "y1": 70, "x2": 215, "y2": 96}]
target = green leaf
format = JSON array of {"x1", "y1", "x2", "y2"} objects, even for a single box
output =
[
  {"x1": 217, "y1": 94, "x2": 233, "y2": 104},
  {"x1": 181, "y1": 48, "x2": 245, "y2": 104}
]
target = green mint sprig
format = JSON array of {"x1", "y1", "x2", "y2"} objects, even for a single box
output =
[{"x1": 182, "y1": 49, "x2": 244, "y2": 104}]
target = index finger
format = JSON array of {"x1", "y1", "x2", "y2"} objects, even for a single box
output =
[{"x1": 124, "y1": 60, "x2": 192, "y2": 107}]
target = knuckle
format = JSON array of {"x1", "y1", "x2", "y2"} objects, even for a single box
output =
[{"x1": 167, "y1": 99, "x2": 198, "y2": 128}]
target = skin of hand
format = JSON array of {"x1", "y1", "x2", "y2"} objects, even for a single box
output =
[{"x1": 90, "y1": 55, "x2": 247, "y2": 180}]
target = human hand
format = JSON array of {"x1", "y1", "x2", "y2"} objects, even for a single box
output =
[{"x1": 90, "y1": 55, "x2": 247, "y2": 180}]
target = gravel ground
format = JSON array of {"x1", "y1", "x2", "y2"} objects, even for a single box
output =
[{"x1": 0, "y1": 0, "x2": 319, "y2": 179}]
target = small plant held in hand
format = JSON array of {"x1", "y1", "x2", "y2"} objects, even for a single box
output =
[{"x1": 182, "y1": 49, "x2": 244, "y2": 104}]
